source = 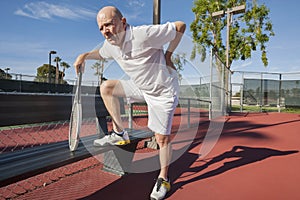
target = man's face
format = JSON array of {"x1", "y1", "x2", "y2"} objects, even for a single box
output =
[{"x1": 97, "y1": 12, "x2": 126, "y2": 46}]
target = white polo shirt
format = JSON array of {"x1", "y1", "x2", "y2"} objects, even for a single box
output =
[{"x1": 99, "y1": 22, "x2": 179, "y2": 97}]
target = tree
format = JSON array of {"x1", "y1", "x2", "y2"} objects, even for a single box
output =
[
  {"x1": 35, "y1": 64, "x2": 56, "y2": 83},
  {"x1": 35, "y1": 60, "x2": 70, "y2": 84},
  {"x1": 60, "y1": 61, "x2": 71, "y2": 83},
  {"x1": 91, "y1": 59, "x2": 108, "y2": 84},
  {"x1": 190, "y1": 0, "x2": 275, "y2": 68},
  {"x1": 53, "y1": 56, "x2": 62, "y2": 84},
  {"x1": 171, "y1": 53, "x2": 186, "y2": 85},
  {"x1": 0, "y1": 69, "x2": 5, "y2": 79},
  {"x1": 0, "y1": 68, "x2": 12, "y2": 80}
]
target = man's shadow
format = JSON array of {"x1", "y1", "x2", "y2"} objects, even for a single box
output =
[{"x1": 169, "y1": 146, "x2": 298, "y2": 196}]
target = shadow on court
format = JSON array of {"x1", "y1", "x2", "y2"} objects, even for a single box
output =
[
  {"x1": 168, "y1": 146, "x2": 298, "y2": 197},
  {"x1": 80, "y1": 145, "x2": 298, "y2": 200}
]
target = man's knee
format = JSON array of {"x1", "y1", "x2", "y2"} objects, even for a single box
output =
[
  {"x1": 155, "y1": 134, "x2": 170, "y2": 148},
  {"x1": 100, "y1": 80, "x2": 116, "y2": 96},
  {"x1": 100, "y1": 80, "x2": 125, "y2": 97}
]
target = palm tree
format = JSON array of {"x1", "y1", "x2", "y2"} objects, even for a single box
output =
[
  {"x1": 60, "y1": 61, "x2": 71, "y2": 83},
  {"x1": 91, "y1": 59, "x2": 107, "y2": 85},
  {"x1": 53, "y1": 56, "x2": 61, "y2": 84}
]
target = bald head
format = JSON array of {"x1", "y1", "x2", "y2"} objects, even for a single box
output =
[
  {"x1": 97, "y1": 6, "x2": 123, "y2": 21},
  {"x1": 96, "y1": 6, "x2": 127, "y2": 46}
]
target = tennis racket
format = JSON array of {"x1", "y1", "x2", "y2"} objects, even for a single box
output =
[
  {"x1": 96, "y1": 60, "x2": 105, "y2": 136},
  {"x1": 69, "y1": 67, "x2": 83, "y2": 152}
]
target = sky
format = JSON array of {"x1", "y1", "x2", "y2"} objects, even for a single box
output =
[{"x1": 0, "y1": 0, "x2": 300, "y2": 84}]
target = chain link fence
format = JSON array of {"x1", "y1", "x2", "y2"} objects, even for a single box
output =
[{"x1": 230, "y1": 71, "x2": 300, "y2": 112}]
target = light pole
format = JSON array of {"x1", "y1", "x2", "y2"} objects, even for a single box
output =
[
  {"x1": 153, "y1": 0, "x2": 161, "y2": 25},
  {"x1": 48, "y1": 50, "x2": 57, "y2": 83},
  {"x1": 212, "y1": 5, "x2": 246, "y2": 114},
  {"x1": 212, "y1": 5, "x2": 246, "y2": 70},
  {"x1": 144, "y1": 0, "x2": 161, "y2": 150}
]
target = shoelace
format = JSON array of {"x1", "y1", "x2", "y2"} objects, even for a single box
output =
[
  {"x1": 156, "y1": 178, "x2": 163, "y2": 192},
  {"x1": 110, "y1": 130, "x2": 124, "y2": 137},
  {"x1": 103, "y1": 132, "x2": 124, "y2": 141}
]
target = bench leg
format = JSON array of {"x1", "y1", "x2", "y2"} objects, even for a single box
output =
[
  {"x1": 103, "y1": 142, "x2": 138, "y2": 176},
  {"x1": 96, "y1": 116, "x2": 108, "y2": 138},
  {"x1": 144, "y1": 136, "x2": 159, "y2": 149}
]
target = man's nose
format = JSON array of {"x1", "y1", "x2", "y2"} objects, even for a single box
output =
[{"x1": 103, "y1": 26, "x2": 110, "y2": 33}]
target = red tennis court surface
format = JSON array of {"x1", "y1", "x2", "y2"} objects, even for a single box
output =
[{"x1": 13, "y1": 112, "x2": 300, "y2": 200}]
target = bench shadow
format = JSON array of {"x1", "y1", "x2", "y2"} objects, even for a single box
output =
[{"x1": 168, "y1": 145, "x2": 298, "y2": 197}]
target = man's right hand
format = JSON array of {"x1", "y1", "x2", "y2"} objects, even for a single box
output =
[
  {"x1": 73, "y1": 53, "x2": 88, "y2": 74},
  {"x1": 73, "y1": 50, "x2": 103, "y2": 74}
]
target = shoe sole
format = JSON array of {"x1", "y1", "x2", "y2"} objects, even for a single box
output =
[
  {"x1": 114, "y1": 140, "x2": 130, "y2": 145},
  {"x1": 94, "y1": 140, "x2": 130, "y2": 147},
  {"x1": 150, "y1": 197, "x2": 164, "y2": 200}
]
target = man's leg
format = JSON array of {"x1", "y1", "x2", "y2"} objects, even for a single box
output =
[
  {"x1": 95, "y1": 80, "x2": 144, "y2": 147},
  {"x1": 150, "y1": 133, "x2": 172, "y2": 200},
  {"x1": 155, "y1": 133, "x2": 172, "y2": 181},
  {"x1": 100, "y1": 80, "x2": 125, "y2": 132},
  {"x1": 149, "y1": 95, "x2": 178, "y2": 199}
]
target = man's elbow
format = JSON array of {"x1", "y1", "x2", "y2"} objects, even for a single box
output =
[{"x1": 175, "y1": 21, "x2": 186, "y2": 33}]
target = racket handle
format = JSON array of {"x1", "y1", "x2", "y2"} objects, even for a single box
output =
[{"x1": 76, "y1": 63, "x2": 85, "y2": 75}]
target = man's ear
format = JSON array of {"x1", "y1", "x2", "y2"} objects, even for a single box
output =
[{"x1": 121, "y1": 17, "x2": 127, "y2": 26}]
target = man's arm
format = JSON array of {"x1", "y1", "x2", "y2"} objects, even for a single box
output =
[
  {"x1": 73, "y1": 49, "x2": 103, "y2": 74},
  {"x1": 165, "y1": 21, "x2": 186, "y2": 70}
]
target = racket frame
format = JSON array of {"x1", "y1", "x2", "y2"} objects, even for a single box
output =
[{"x1": 68, "y1": 69, "x2": 82, "y2": 151}]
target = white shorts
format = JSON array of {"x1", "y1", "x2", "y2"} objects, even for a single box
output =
[{"x1": 120, "y1": 79, "x2": 178, "y2": 135}]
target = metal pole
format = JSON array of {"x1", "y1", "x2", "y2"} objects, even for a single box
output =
[
  {"x1": 260, "y1": 73, "x2": 263, "y2": 112},
  {"x1": 226, "y1": 10, "x2": 231, "y2": 71},
  {"x1": 48, "y1": 53, "x2": 51, "y2": 83},
  {"x1": 278, "y1": 73, "x2": 282, "y2": 112},
  {"x1": 241, "y1": 72, "x2": 244, "y2": 112},
  {"x1": 225, "y1": 11, "x2": 232, "y2": 115},
  {"x1": 128, "y1": 102, "x2": 133, "y2": 129},
  {"x1": 212, "y1": 5, "x2": 245, "y2": 115},
  {"x1": 19, "y1": 74, "x2": 22, "y2": 92},
  {"x1": 209, "y1": 48, "x2": 213, "y2": 119},
  {"x1": 153, "y1": 0, "x2": 161, "y2": 24},
  {"x1": 145, "y1": 0, "x2": 161, "y2": 150},
  {"x1": 229, "y1": 71, "x2": 232, "y2": 113},
  {"x1": 48, "y1": 51, "x2": 56, "y2": 83},
  {"x1": 187, "y1": 99, "x2": 191, "y2": 128},
  {"x1": 221, "y1": 61, "x2": 225, "y2": 115}
]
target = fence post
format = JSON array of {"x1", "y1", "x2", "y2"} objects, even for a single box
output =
[
  {"x1": 209, "y1": 101, "x2": 212, "y2": 120},
  {"x1": 241, "y1": 72, "x2": 244, "y2": 112},
  {"x1": 260, "y1": 73, "x2": 263, "y2": 112},
  {"x1": 187, "y1": 99, "x2": 191, "y2": 128},
  {"x1": 128, "y1": 102, "x2": 133, "y2": 129},
  {"x1": 278, "y1": 73, "x2": 282, "y2": 113}
]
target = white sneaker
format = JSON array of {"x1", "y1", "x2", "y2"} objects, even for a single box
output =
[
  {"x1": 94, "y1": 130, "x2": 130, "y2": 147},
  {"x1": 150, "y1": 178, "x2": 171, "y2": 200}
]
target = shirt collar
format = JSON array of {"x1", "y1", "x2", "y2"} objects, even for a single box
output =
[{"x1": 123, "y1": 24, "x2": 133, "y2": 45}]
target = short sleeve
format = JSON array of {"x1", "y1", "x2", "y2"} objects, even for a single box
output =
[{"x1": 145, "y1": 22, "x2": 177, "y2": 48}]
